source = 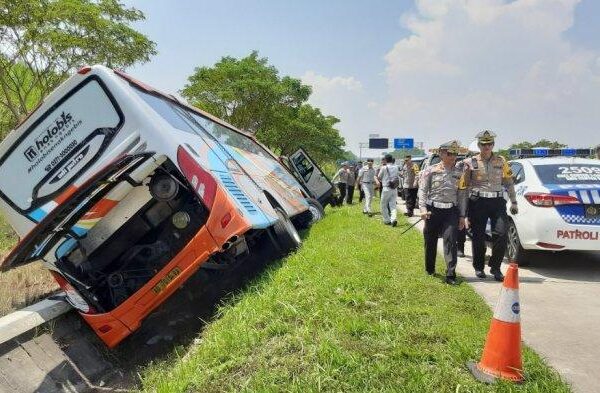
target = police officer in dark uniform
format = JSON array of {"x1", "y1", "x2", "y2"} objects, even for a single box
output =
[
  {"x1": 401, "y1": 155, "x2": 420, "y2": 217},
  {"x1": 460, "y1": 130, "x2": 518, "y2": 281},
  {"x1": 418, "y1": 141, "x2": 466, "y2": 285}
]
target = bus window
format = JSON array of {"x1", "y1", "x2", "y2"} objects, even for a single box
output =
[{"x1": 134, "y1": 89, "x2": 197, "y2": 135}]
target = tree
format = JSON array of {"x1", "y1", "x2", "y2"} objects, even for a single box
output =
[
  {"x1": 261, "y1": 104, "x2": 345, "y2": 163},
  {"x1": 182, "y1": 51, "x2": 310, "y2": 134},
  {"x1": 498, "y1": 139, "x2": 567, "y2": 159},
  {"x1": 509, "y1": 139, "x2": 566, "y2": 149},
  {"x1": 341, "y1": 150, "x2": 358, "y2": 162},
  {"x1": 384, "y1": 148, "x2": 426, "y2": 160},
  {"x1": 182, "y1": 51, "x2": 346, "y2": 163},
  {"x1": 0, "y1": 0, "x2": 156, "y2": 136}
]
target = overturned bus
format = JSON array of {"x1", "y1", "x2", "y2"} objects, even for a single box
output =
[{"x1": 0, "y1": 65, "x2": 333, "y2": 347}]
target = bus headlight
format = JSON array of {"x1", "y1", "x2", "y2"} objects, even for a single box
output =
[
  {"x1": 149, "y1": 174, "x2": 179, "y2": 201},
  {"x1": 172, "y1": 211, "x2": 190, "y2": 229}
]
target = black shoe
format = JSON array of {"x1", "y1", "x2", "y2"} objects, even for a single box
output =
[
  {"x1": 446, "y1": 277, "x2": 457, "y2": 285},
  {"x1": 403, "y1": 212, "x2": 413, "y2": 217},
  {"x1": 391, "y1": 220, "x2": 397, "y2": 227},
  {"x1": 457, "y1": 250, "x2": 465, "y2": 258},
  {"x1": 491, "y1": 270, "x2": 505, "y2": 282},
  {"x1": 475, "y1": 270, "x2": 487, "y2": 279},
  {"x1": 368, "y1": 213, "x2": 373, "y2": 217},
  {"x1": 427, "y1": 271, "x2": 435, "y2": 276},
  {"x1": 384, "y1": 221, "x2": 391, "y2": 225},
  {"x1": 363, "y1": 211, "x2": 368, "y2": 214}
]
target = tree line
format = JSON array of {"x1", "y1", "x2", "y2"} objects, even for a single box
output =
[{"x1": 0, "y1": 0, "x2": 346, "y2": 164}]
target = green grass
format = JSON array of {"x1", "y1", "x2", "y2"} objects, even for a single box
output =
[
  {"x1": 141, "y1": 202, "x2": 569, "y2": 392},
  {"x1": 0, "y1": 213, "x2": 18, "y2": 254},
  {"x1": 0, "y1": 213, "x2": 58, "y2": 316}
]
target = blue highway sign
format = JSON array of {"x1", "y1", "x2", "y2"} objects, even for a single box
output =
[{"x1": 394, "y1": 138, "x2": 414, "y2": 149}]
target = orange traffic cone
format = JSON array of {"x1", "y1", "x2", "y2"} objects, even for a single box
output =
[{"x1": 467, "y1": 262, "x2": 524, "y2": 383}]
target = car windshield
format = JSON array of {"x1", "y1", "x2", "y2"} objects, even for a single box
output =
[{"x1": 534, "y1": 164, "x2": 600, "y2": 184}]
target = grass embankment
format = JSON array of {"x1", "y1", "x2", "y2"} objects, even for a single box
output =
[
  {"x1": 0, "y1": 214, "x2": 58, "y2": 316},
  {"x1": 144, "y1": 203, "x2": 567, "y2": 392}
]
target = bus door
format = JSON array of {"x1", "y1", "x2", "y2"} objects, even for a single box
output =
[{"x1": 289, "y1": 148, "x2": 333, "y2": 206}]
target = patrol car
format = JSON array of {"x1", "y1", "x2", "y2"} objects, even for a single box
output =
[{"x1": 506, "y1": 151, "x2": 600, "y2": 264}]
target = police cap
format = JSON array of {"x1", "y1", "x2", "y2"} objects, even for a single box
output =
[
  {"x1": 439, "y1": 140, "x2": 460, "y2": 154},
  {"x1": 476, "y1": 130, "x2": 496, "y2": 144}
]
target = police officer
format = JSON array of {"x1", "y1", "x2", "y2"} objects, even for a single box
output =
[
  {"x1": 460, "y1": 130, "x2": 518, "y2": 281},
  {"x1": 357, "y1": 159, "x2": 376, "y2": 216},
  {"x1": 377, "y1": 154, "x2": 399, "y2": 226},
  {"x1": 346, "y1": 163, "x2": 356, "y2": 204},
  {"x1": 401, "y1": 155, "x2": 420, "y2": 217},
  {"x1": 418, "y1": 141, "x2": 466, "y2": 285},
  {"x1": 332, "y1": 162, "x2": 349, "y2": 206},
  {"x1": 357, "y1": 161, "x2": 365, "y2": 202}
]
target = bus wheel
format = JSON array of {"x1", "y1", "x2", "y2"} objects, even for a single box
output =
[
  {"x1": 307, "y1": 198, "x2": 325, "y2": 224},
  {"x1": 294, "y1": 198, "x2": 325, "y2": 229},
  {"x1": 269, "y1": 207, "x2": 301, "y2": 256}
]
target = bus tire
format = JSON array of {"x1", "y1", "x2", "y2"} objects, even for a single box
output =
[
  {"x1": 306, "y1": 198, "x2": 325, "y2": 224},
  {"x1": 294, "y1": 198, "x2": 325, "y2": 229},
  {"x1": 269, "y1": 207, "x2": 301, "y2": 255}
]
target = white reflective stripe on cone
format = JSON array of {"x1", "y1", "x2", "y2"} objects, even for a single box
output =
[{"x1": 493, "y1": 287, "x2": 520, "y2": 323}]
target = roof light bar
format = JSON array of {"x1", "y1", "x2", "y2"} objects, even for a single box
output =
[{"x1": 509, "y1": 148, "x2": 593, "y2": 159}]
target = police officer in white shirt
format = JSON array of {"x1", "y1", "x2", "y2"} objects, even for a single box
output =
[
  {"x1": 377, "y1": 154, "x2": 400, "y2": 226},
  {"x1": 357, "y1": 159, "x2": 376, "y2": 216},
  {"x1": 418, "y1": 141, "x2": 467, "y2": 285}
]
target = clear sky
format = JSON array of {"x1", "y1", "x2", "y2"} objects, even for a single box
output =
[{"x1": 123, "y1": 0, "x2": 600, "y2": 156}]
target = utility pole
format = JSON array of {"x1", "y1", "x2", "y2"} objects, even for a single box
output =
[{"x1": 359, "y1": 142, "x2": 368, "y2": 160}]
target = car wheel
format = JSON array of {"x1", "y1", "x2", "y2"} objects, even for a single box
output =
[
  {"x1": 506, "y1": 219, "x2": 531, "y2": 266},
  {"x1": 268, "y1": 207, "x2": 301, "y2": 256}
]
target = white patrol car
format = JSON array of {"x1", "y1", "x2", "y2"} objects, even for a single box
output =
[{"x1": 506, "y1": 156, "x2": 600, "y2": 264}]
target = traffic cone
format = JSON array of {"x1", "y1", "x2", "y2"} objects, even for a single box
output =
[{"x1": 467, "y1": 262, "x2": 524, "y2": 383}]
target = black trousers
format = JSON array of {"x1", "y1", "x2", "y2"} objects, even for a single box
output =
[
  {"x1": 346, "y1": 185, "x2": 355, "y2": 204},
  {"x1": 468, "y1": 197, "x2": 508, "y2": 271},
  {"x1": 423, "y1": 206, "x2": 458, "y2": 278},
  {"x1": 457, "y1": 227, "x2": 466, "y2": 252},
  {"x1": 404, "y1": 188, "x2": 418, "y2": 215},
  {"x1": 336, "y1": 183, "x2": 347, "y2": 206}
]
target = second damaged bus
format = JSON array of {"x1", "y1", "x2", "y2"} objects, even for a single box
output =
[{"x1": 0, "y1": 65, "x2": 331, "y2": 347}]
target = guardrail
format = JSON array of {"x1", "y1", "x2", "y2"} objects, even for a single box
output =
[{"x1": 0, "y1": 295, "x2": 72, "y2": 344}]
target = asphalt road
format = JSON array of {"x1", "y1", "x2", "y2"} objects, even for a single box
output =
[{"x1": 398, "y1": 200, "x2": 600, "y2": 393}]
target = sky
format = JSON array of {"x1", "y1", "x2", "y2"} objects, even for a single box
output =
[{"x1": 123, "y1": 0, "x2": 600, "y2": 157}]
